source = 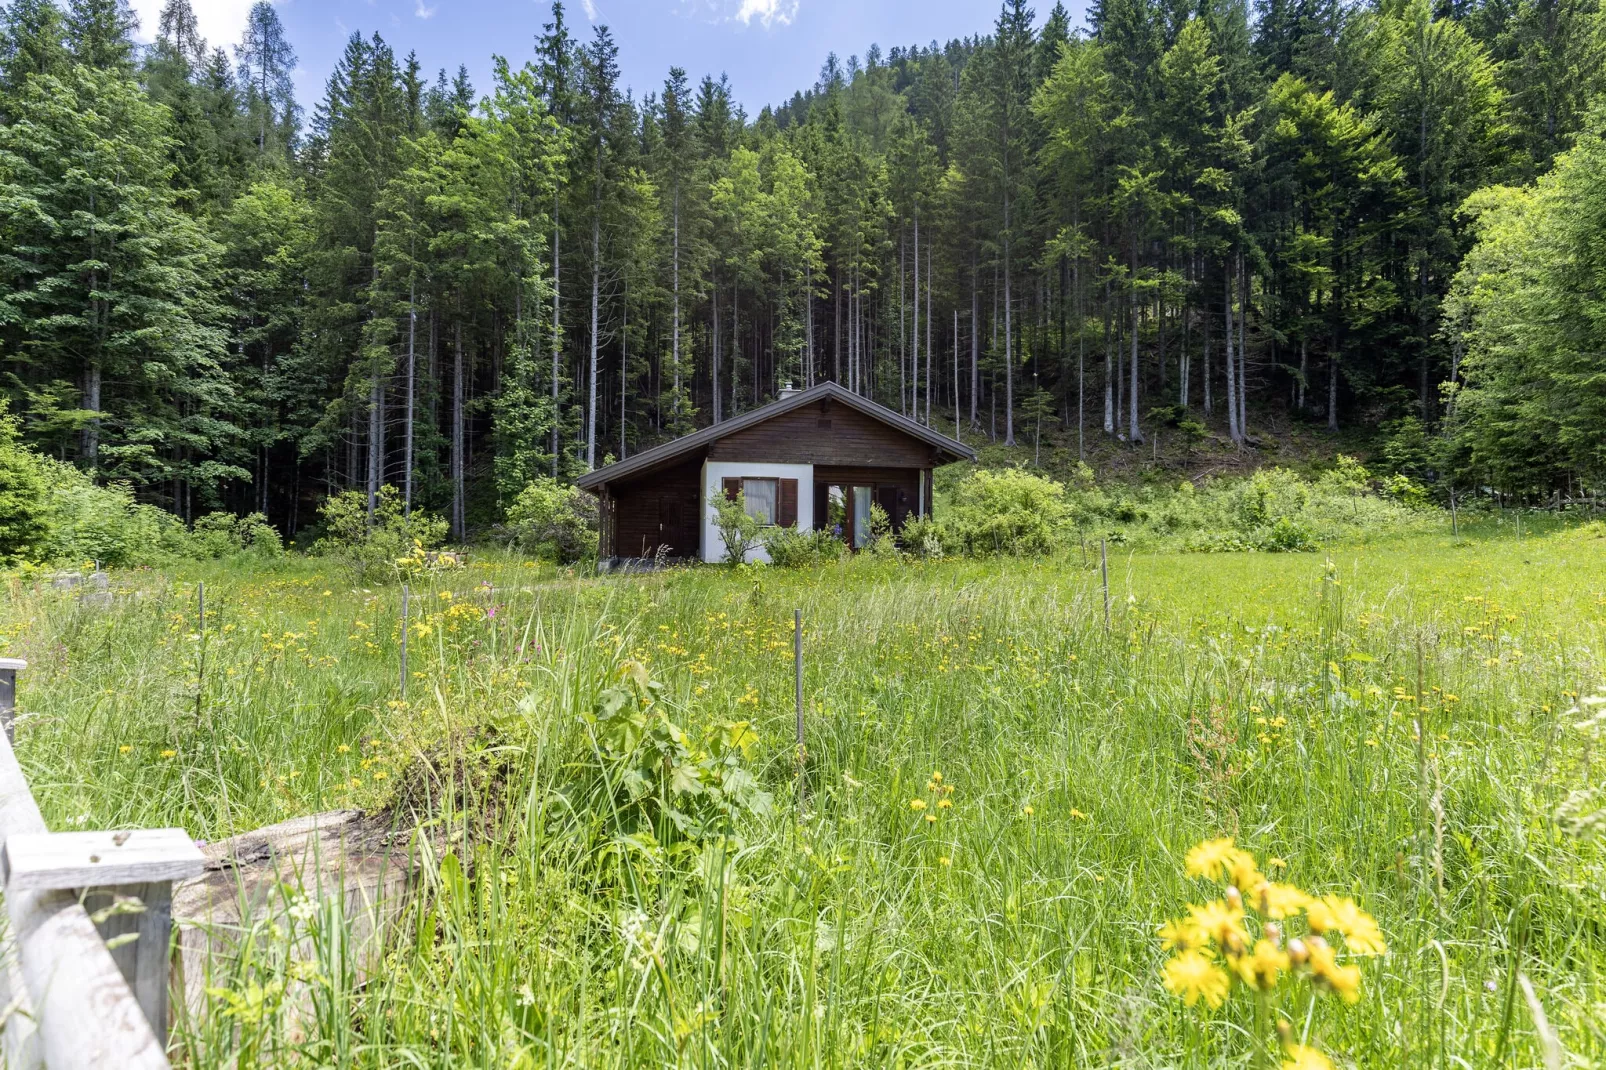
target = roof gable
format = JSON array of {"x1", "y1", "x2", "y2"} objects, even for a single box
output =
[{"x1": 576, "y1": 382, "x2": 976, "y2": 490}]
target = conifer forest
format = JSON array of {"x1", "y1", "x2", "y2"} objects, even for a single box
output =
[{"x1": 2, "y1": 0, "x2": 1605, "y2": 535}]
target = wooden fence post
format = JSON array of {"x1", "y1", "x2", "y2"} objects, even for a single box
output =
[
  {"x1": 1100, "y1": 539, "x2": 1111, "y2": 632},
  {"x1": 400, "y1": 584, "x2": 410, "y2": 698},
  {"x1": 6, "y1": 828, "x2": 204, "y2": 1048},
  {"x1": 0, "y1": 658, "x2": 23, "y2": 744},
  {"x1": 794, "y1": 609, "x2": 805, "y2": 816}
]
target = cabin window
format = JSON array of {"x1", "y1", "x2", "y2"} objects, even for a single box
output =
[{"x1": 742, "y1": 478, "x2": 778, "y2": 526}]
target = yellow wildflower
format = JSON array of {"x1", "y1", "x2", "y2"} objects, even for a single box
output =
[
  {"x1": 1162, "y1": 950, "x2": 1231, "y2": 1008},
  {"x1": 937, "y1": 798, "x2": 953, "y2": 809},
  {"x1": 1283, "y1": 1045, "x2": 1334, "y2": 1070},
  {"x1": 118, "y1": 745, "x2": 132, "y2": 754},
  {"x1": 1021, "y1": 804, "x2": 1034, "y2": 816},
  {"x1": 1307, "y1": 939, "x2": 1362, "y2": 1002},
  {"x1": 1234, "y1": 938, "x2": 1289, "y2": 991},
  {"x1": 909, "y1": 799, "x2": 927, "y2": 811},
  {"x1": 1158, "y1": 917, "x2": 1205, "y2": 952},
  {"x1": 161, "y1": 749, "x2": 177, "y2": 759},
  {"x1": 1306, "y1": 895, "x2": 1386, "y2": 956},
  {"x1": 1186, "y1": 899, "x2": 1248, "y2": 949},
  {"x1": 1070, "y1": 808, "x2": 1089, "y2": 820},
  {"x1": 1254, "y1": 881, "x2": 1311, "y2": 920},
  {"x1": 1185, "y1": 837, "x2": 1239, "y2": 880},
  {"x1": 924, "y1": 814, "x2": 937, "y2": 824}
]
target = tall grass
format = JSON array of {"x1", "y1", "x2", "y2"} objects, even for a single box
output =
[{"x1": 0, "y1": 519, "x2": 1601, "y2": 1067}]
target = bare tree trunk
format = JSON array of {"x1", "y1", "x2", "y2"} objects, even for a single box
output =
[
  {"x1": 970, "y1": 260, "x2": 980, "y2": 431},
  {"x1": 953, "y1": 308, "x2": 961, "y2": 439},
  {"x1": 550, "y1": 193, "x2": 562, "y2": 476},
  {"x1": 1237, "y1": 251, "x2": 1248, "y2": 437},
  {"x1": 926, "y1": 240, "x2": 933, "y2": 425},
  {"x1": 82, "y1": 361, "x2": 101, "y2": 467},
  {"x1": 452, "y1": 317, "x2": 465, "y2": 540},
  {"x1": 1003, "y1": 195, "x2": 1015, "y2": 447},
  {"x1": 405, "y1": 279, "x2": 416, "y2": 516},
  {"x1": 912, "y1": 209, "x2": 920, "y2": 418},
  {"x1": 899, "y1": 229, "x2": 906, "y2": 413},
  {"x1": 1225, "y1": 262, "x2": 1240, "y2": 444},
  {"x1": 1103, "y1": 277, "x2": 1114, "y2": 435},
  {"x1": 1129, "y1": 235, "x2": 1142, "y2": 444},
  {"x1": 672, "y1": 181, "x2": 681, "y2": 421},
  {"x1": 712, "y1": 272, "x2": 722, "y2": 423},
  {"x1": 587, "y1": 206, "x2": 601, "y2": 469}
]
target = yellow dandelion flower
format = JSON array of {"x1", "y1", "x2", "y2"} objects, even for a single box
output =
[
  {"x1": 1307, "y1": 939, "x2": 1363, "y2": 1002},
  {"x1": 938, "y1": 856, "x2": 951, "y2": 866},
  {"x1": 1234, "y1": 938, "x2": 1290, "y2": 991},
  {"x1": 160, "y1": 749, "x2": 177, "y2": 759},
  {"x1": 1307, "y1": 895, "x2": 1387, "y2": 956},
  {"x1": 1158, "y1": 917, "x2": 1206, "y2": 952},
  {"x1": 1021, "y1": 804, "x2": 1035, "y2": 816},
  {"x1": 931, "y1": 771, "x2": 943, "y2": 784},
  {"x1": 1184, "y1": 837, "x2": 1244, "y2": 881},
  {"x1": 1187, "y1": 899, "x2": 1248, "y2": 949},
  {"x1": 909, "y1": 799, "x2": 927, "y2": 811},
  {"x1": 937, "y1": 798, "x2": 953, "y2": 809},
  {"x1": 1162, "y1": 950, "x2": 1231, "y2": 1009},
  {"x1": 1255, "y1": 881, "x2": 1312, "y2": 920},
  {"x1": 1282, "y1": 1045, "x2": 1334, "y2": 1070},
  {"x1": 337, "y1": 744, "x2": 351, "y2": 754},
  {"x1": 1268, "y1": 857, "x2": 1288, "y2": 870},
  {"x1": 924, "y1": 813, "x2": 937, "y2": 824},
  {"x1": 1070, "y1": 808, "x2": 1089, "y2": 820},
  {"x1": 118, "y1": 745, "x2": 132, "y2": 755}
]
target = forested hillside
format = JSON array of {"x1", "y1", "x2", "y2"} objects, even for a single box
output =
[{"x1": 1, "y1": 0, "x2": 1602, "y2": 539}]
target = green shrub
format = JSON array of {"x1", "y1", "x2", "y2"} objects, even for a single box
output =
[
  {"x1": 192, "y1": 512, "x2": 284, "y2": 559},
  {"x1": 947, "y1": 468, "x2": 1071, "y2": 556},
  {"x1": 34, "y1": 459, "x2": 192, "y2": 566},
  {"x1": 762, "y1": 526, "x2": 844, "y2": 568},
  {"x1": 503, "y1": 477, "x2": 598, "y2": 562},
  {"x1": 0, "y1": 401, "x2": 50, "y2": 564},
  {"x1": 898, "y1": 514, "x2": 954, "y2": 559},
  {"x1": 313, "y1": 486, "x2": 448, "y2": 583},
  {"x1": 712, "y1": 492, "x2": 762, "y2": 566}
]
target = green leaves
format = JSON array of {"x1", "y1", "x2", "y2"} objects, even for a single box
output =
[{"x1": 586, "y1": 660, "x2": 774, "y2": 853}]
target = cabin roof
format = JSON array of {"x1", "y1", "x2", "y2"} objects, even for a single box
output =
[{"x1": 575, "y1": 381, "x2": 977, "y2": 491}]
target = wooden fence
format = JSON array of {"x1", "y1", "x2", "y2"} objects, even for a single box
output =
[{"x1": 0, "y1": 658, "x2": 203, "y2": 1069}]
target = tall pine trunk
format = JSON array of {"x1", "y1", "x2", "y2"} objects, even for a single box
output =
[
  {"x1": 550, "y1": 194, "x2": 561, "y2": 477},
  {"x1": 587, "y1": 206, "x2": 601, "y2": 469},
  {"x1": 452, "y1": 318, "x2": 465, "y2": 540},
  {"x1": 405, "y1": 278, "x2": 416, "y2": 516},
  {"x1": 1225, "y1": 262, "x2": 1240, "y2": 444}
]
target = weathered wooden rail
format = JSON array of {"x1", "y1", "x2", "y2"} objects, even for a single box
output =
[{"x1": 0, "y1": 659, "x2": 204, "y2": 1069}]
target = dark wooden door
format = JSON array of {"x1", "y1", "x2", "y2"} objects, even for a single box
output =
[{"x1": 657, "y1": 496, "x2": 696, "y2": 558}]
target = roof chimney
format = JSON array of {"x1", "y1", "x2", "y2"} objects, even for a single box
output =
[{"x1": 779, "y1": 381, "x2": 799, "y2": 400}]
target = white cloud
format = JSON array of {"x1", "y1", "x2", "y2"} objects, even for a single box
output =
[
  {"x1": 580, "y1": 0, "x2": 598, "y2": 20},
  {"x1": 414, "y1": 0, "x2": 437, "y2": 16},
  {"x1": 129, "y1": 0, "x2": 263, "y2": 52},
  {"x1": 735, "y1": 0, "x2": 797, "y2": 27}
]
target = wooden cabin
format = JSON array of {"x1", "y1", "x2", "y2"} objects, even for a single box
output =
[{"x1": 576, "y1": 382, "x2": 977, "y2": 565}]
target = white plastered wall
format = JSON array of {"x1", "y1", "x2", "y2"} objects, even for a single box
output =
[{"x1": 701, "y1": 461, "x2": 815, "y2": 564}]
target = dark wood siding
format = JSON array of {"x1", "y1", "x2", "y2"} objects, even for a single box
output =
[
  {"x1": 611, "y1": 458, "x2": 702, "y2": 559},
  {"x1": 707, "y1": 400, "x2": 938, "y2": 467}
]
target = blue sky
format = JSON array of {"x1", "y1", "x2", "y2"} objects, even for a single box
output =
[{"x1": 132, "y1": 0, "x2": 1083, "y2": 116}]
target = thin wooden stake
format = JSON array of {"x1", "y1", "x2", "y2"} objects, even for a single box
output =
[
  {"x1": 1450, "y1": 488, "x2": 1459, "y2": 537},
  {"x1": 1100, "y1": 539, "x2": 1111, "y2": 632},
  {"x1": 195, "y1": 582, "x2": 206, "y2": 724},
  {"x1": 400, "y1": 584, "x2": 410, "y2": 699},
  {"x1": 794, "y1": 609, "x2": 805, "y2": 816}
]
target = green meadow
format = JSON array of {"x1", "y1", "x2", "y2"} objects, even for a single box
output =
[{"x1": 1, "y1": 518, "x2": 1603, "y2": 1068}]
